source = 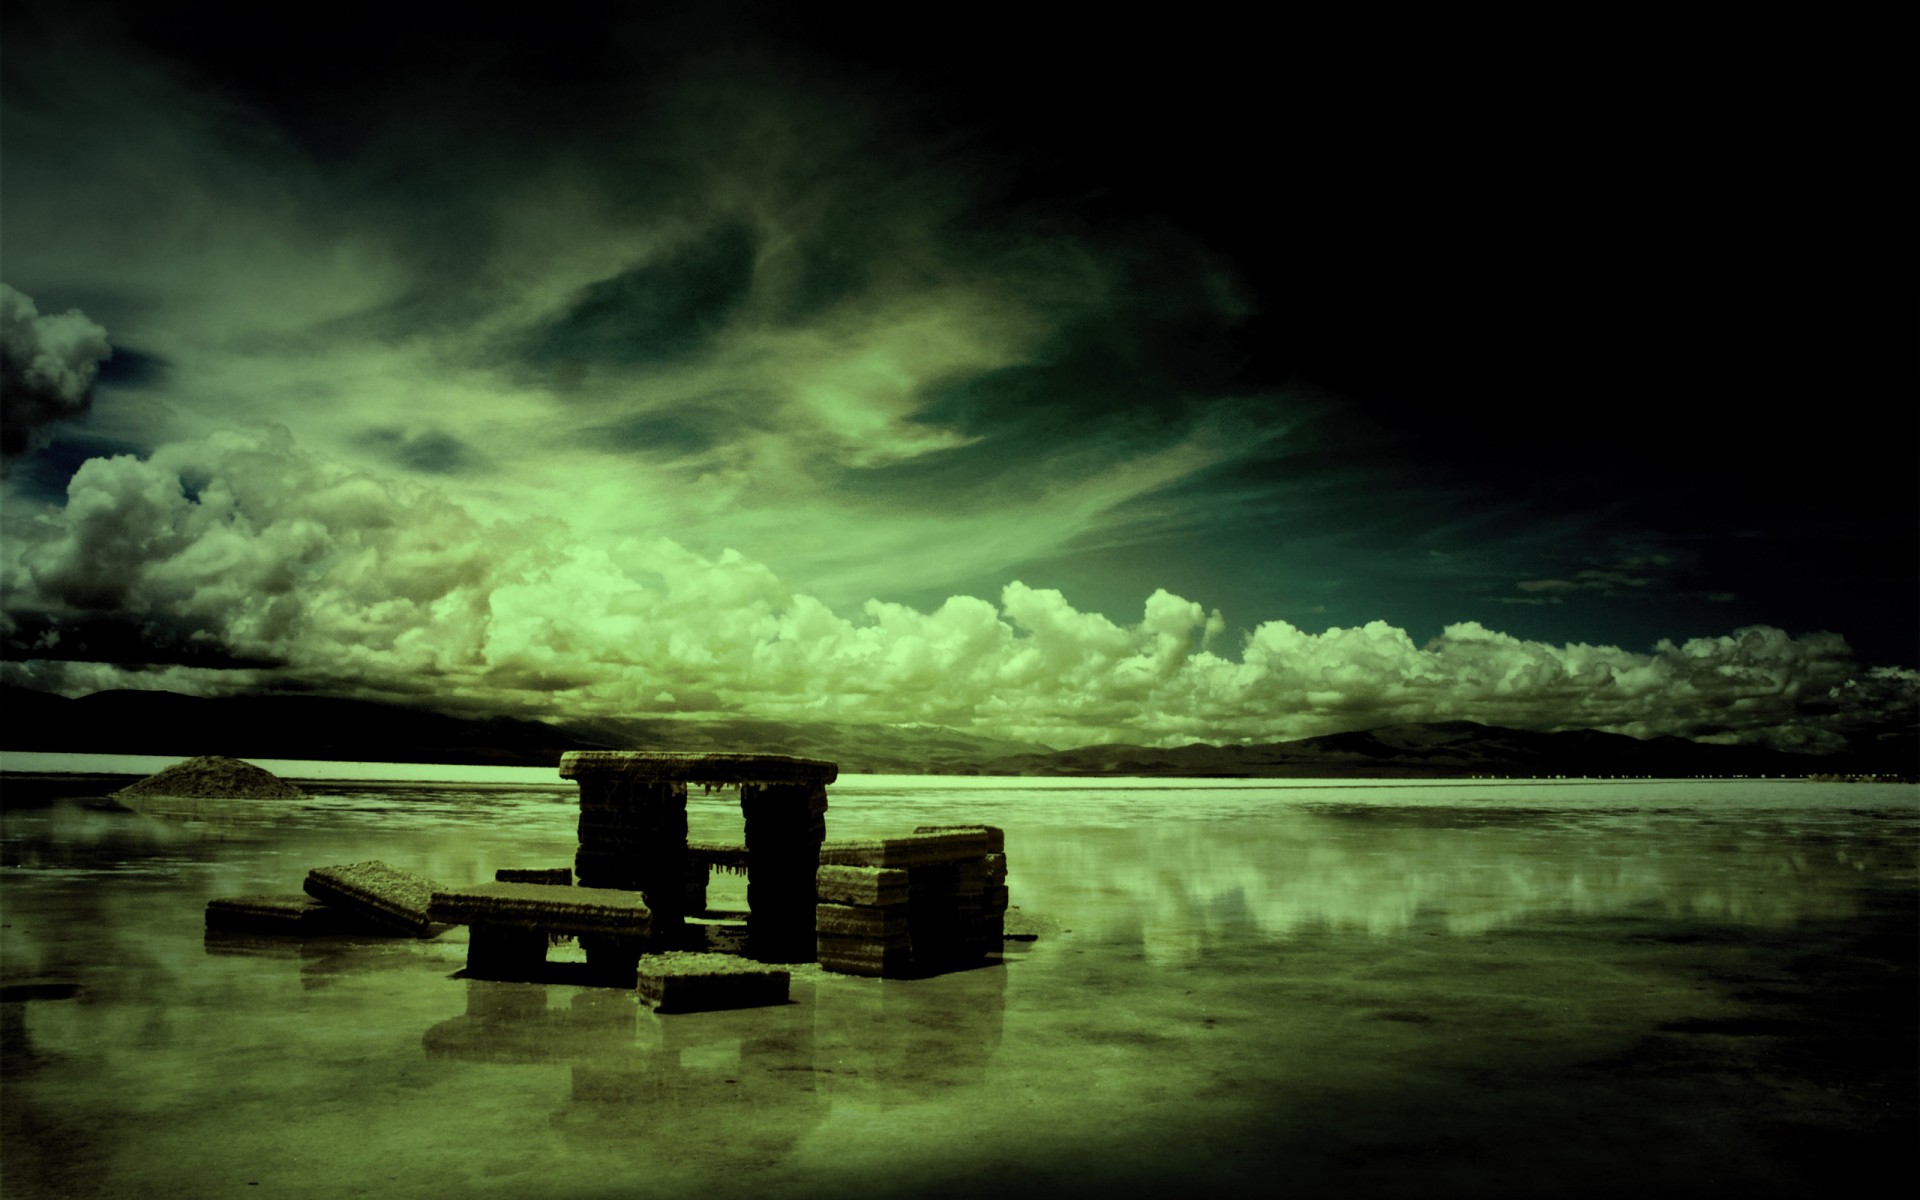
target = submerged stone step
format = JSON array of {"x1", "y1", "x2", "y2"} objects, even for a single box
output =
[
  {"x1": 635, "y1": 951, "x2": 791, "y2": 1012},
  {"x1": 205, "y1": 894, "x2": 360, "y2": 936}
]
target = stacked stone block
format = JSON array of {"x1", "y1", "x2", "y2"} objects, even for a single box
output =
[
  {"x1": 814, "y1": 826, "x2": 1007, "y2": 977},
  {"x1": 919, "y1": 824, "x2": 1009, "y2": 949}
]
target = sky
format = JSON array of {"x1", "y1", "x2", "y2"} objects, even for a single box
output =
[{"x1": 2, "y1": 1, "x2": 1915, "y2": 754}]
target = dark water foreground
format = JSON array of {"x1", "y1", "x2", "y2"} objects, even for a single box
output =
[{"x1": 1, "y1": 774, "x2": 1915, "y2": 1200}]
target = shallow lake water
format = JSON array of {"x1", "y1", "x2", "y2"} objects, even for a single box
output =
[{"x1": 2, "y1": 769, "x2": 1915, "y2": 1199}]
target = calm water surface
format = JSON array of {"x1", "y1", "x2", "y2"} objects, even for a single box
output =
[{"x1": 2, "y1": 766, "x2": 1915, "y2": 1199}]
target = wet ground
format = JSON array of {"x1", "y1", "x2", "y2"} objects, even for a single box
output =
[{"x1": 1, "y1": 774, "x2": 1915, "y2": 1199}]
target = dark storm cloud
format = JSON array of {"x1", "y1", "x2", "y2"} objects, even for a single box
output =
[
  {"x1": 93, "y1": 346, "x2": 170, "y2": 389},
  {"x1": 357, "y1": 427, "x2": 489, "y2": 475},
  {"x1": 1, "y1": 609, "x2": 283, "y2": 671},
  {"x1": 0, "y1": 284, "x2": 112, "y2": 459},
  {"x1": 519, "y1": 223, "x2": 760, "y2": 376},
  {"x1": 5, "y1": 431, "x2": 150, "y2": 504}
]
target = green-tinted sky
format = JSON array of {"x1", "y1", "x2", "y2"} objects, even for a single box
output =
[{"x1": 2, "y1": 2, "x2": 1914, "y2": 751}]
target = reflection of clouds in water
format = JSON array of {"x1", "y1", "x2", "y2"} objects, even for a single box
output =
[{"x1": 1015, "y1": 811, "x2": 1915, "y2": 966}]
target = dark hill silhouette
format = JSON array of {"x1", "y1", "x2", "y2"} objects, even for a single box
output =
[{"x1": 1, "y1": 686, "x2": 1908, "y2": 777}]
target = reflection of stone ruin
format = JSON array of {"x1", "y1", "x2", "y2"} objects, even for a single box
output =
[
  {"x1": 205, "y1": 751, "x2": 1014, "y2": 1010},
  {"x1": 416, "y1": 966, "x2": 1006, "y2": 1159}
]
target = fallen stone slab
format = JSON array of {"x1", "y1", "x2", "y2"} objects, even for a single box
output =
[
  {"x1": 815, "y1": 865, "x2": 909, "y2": 907},
  {"x1": 635, "y1": 951, "x2": 791, "y2": 1012},
  {"x1": 495, "y1": 867, "x2": 572, "y2": 886},
  {"x1": 204, "y1": 894, "x2": 359, "y2": 936},
  {"x1": 304, "y1": 861, "x2": 440, "y2": 937}
]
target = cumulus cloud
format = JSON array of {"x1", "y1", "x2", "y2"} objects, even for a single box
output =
[
  {"x1": 4, "y1": 430, "x2": 1905, "y2": 755},
  {"x1": 1, "y1": 283, "x2": 112, "y2": 458}
]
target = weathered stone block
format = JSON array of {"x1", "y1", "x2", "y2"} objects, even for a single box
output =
[
  {"x1": 815, "y1": 865, "x2": 910, "y2": 907},
  {"x1": 815, "y1": 903, "x2": 910, "y2": 939},
  {"x1": 818, "y1": 830, "x2": 989, "y2": 868},
  {"x1": 815, "y1": 933, "x2": 914, "y2": 977},
  {"x1": 915, "y1": 824, "x2": 1004, "y2": 852},
  {"x1": 635, "y1": 952, "x2": 790, "y2": 1013}
]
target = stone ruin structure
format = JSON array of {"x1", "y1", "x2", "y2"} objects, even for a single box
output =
[
  {"x1": 204, "y1": 749, "x2": 1016, "y2": 1007},
  {"x1": 554, "y1": 751, "x2": 1010, "y2": 978},
  {"x1": 563, "y1": 750, "x2": 835, "y2": 967}
]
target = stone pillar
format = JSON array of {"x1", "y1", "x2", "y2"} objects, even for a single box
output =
[
  {"x1": 574, "y1": 777, "x2": 689, "y2": 924},
  {"x1": 740, "y1": 781, "x2": 828, "y2": 963},
  {"x1": 559, "y1": 751, "x2": 838, "y2": 969}
]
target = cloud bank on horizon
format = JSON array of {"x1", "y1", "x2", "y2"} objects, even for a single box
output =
[
  {"x1": 5, "y1": 424, "x2": 1913, "y2": 753},
  {"x1": 1, "y1": 4, "x2": 1913, "y2": 755}
]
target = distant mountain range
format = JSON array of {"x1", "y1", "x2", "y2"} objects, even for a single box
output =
[
  {"x1": 970, "y1": 720, "x2": 1911, "y2": 779},
  {"x1": 1, "y1": 687, "x2": 1911, "y2": 778},
  {"x1": 0, "y1": 687, "x2": 1048, "y2": 775}
]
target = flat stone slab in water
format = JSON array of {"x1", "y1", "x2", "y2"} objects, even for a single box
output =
[
  {"x1": 428, "y1": 882, "x2": 652, "y2": 937},
  {"x1": 205, "y1": 894, "x2": 359, "y2": 935},
  {"x1": 561, "y1": 751, "x2": 837, "y2": 786},
  {"x1": 304, "y1": 861, "x2": 439, "y2": 937},
  {"x1": 635, "y1": 951, "x2": 790, "y2": 1012}
]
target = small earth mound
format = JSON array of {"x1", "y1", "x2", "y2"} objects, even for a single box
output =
[{"x1": 115, "y1": 755, "x2": 307, "y2": 800}]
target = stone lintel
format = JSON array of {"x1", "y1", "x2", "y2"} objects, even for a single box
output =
[
  {"x1": 687, "y1": 841, "x2": 752, "y2": 872},
  {"x1": 561, "y1": 751, "x2": 837, "y2": 786}
]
